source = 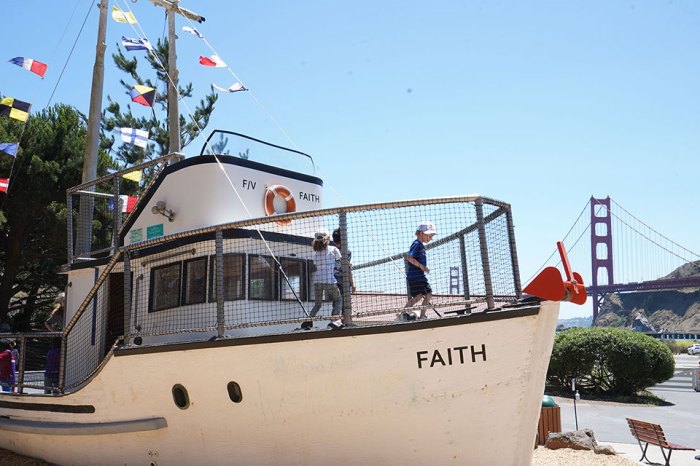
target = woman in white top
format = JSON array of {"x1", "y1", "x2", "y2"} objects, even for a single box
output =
[{"x1": 301, "y1": 230, "x2": 343, "y2": 330}]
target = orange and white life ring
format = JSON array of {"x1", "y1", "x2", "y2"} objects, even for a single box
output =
[{"x1": 264, "y1": 184, "x2": 296, "y2": 226}]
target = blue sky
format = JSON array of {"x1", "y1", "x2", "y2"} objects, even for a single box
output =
[{"x1": 3, "y1": 1, "x2": 699, "y2": 318}]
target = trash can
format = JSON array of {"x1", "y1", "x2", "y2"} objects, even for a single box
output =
[{"x1": 537, "y1": 396, "x2": 561, "y2": 445}]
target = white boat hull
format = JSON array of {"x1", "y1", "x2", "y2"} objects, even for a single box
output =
[{"x1": 0, "y1": 302, "x2": 558, "y2": 466}]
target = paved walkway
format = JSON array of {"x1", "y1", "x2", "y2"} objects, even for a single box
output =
[{"x1": 554, "y1": 354, "x2": 699, "y2": 465}]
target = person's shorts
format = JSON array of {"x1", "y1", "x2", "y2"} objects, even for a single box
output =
[{"x1": 408, "y1": 280, "x2": 432, "y2": 298}]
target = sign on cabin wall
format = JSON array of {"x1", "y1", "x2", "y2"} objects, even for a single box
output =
[{"x1": 147, "y1": 224, "x2": 164, "y2": 239}]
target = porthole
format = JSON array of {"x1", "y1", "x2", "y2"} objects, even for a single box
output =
[
  {"x1": 172, "y1": 384, "x2": 190, "y2": 409},
  {"x1": 227, "y1": 381, "x2": 243, "y2": 403}
]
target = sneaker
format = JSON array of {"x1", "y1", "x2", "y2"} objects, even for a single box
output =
[
  {"x1": 300, "y1": 321, "x2": 313, "y2": 330},
  {"x1": 402, "y1": 311, "x2": 417, "y2": 321},
  {"x1": 327, "y1": 320, "x2": 344, "y2": 330}
]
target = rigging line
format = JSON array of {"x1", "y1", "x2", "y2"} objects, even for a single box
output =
[
  {"x1": 595, "y1": 201, "x2": 700, "y2": 270},
  {"x1": 46, "y1": 0, "x2": 95, "y2": 108},
  {"x1": 523, "y1": 222, "x2": 591, "y2": 286},
  {"x1": 47, "y1": 0, "x2": 85, "y2": 71},
  {"x1": 609, "y1": 198, "x2": 700, "y2": 259},
  {"x1": 527, "y1": 199, "x2": 591, "y2": 283},
  {"x1": 177, "y1": 15, "x2": 302, "y2": 154}
]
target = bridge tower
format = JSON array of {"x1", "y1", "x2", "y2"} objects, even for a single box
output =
[{"x1": 590, "y1": 196, "x2": 614, "y2": 322}]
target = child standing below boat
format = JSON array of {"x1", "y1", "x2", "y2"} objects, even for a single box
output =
[
  {"x1": 0, "y1": 340, "x2": 14, "y2": 392},
  {"x1": 302, "y1": 230, "x2": 343, "y2": 330},
  {"x1": 404, "y1": 221, "x2": 437, "y2": 319}
]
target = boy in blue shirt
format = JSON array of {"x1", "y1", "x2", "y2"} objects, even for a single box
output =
[{"x1": 404, "y1": 221, "x2": 437, "y2": 319}]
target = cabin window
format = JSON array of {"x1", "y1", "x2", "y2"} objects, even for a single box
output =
[
  {"x1": 150, "y1": 263, "x2": 182, "y2": 311},
  {"x1": 183, "y1": 257, "x2": 208, "y2": 305},
  {"x1": 280, "y1": 258, "x2": 307, "y2": 301},
  {"x1": 248, "y1": 255, "x2": 278, "y2": 300},
  {"x1": 210, "y1": 253, "x2": 245, "y2": 301}
]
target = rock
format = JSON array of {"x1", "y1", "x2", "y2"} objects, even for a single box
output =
[
  {"x1": 545, "y1": 429, "x2": 598, "y2": 451},
  {"x1": 594, "y1": 445, "x2": 617, "y2": 455}
]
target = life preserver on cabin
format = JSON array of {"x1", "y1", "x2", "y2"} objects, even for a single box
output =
[{"x1": 264, "y1": 184, "x2": 296, "y2": 226}]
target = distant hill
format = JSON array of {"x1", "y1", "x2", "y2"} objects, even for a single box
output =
[
  {"x1": 594, "y1": 260, "x2": 700, "y2": 332},
  {"x1": 557, "y1": 316, "x2": 592, "y2": 328}
]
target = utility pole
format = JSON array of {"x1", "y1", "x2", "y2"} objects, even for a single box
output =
[{"x1": 76, "y1": 0, "x2": 109, "y2": 258}]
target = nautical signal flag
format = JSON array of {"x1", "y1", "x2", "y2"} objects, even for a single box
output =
[
  {"x1": 120, "y1": 128, "x2": 149, "y2": 148},
  {"x1": 112, "y1": 6, "x2": 137, "y2": 24},
  {"x1": 213, "y1": 83, "x2": 247, "y2": 93},
  {"x1": 199, "y1": 55, "x2": 226, "y2": 68},
  {"x1": 0, "y1": 143, "x2": 18, "y2": 157},
  {"x1": 122, "y1": 170, "x2": 143, "y2": 183},
  {"x1": 129, "y1": 85, "x2": 156, "y2": 107},
  {"x1": 8, "y1": 57, "x2": 48, "y2": 78},
  {"x1": 122, "y1": 36, "x2": 152, "y2": 52},
  {"x1": 108, "y1": 195, "x2": 138, "y2": 213},
  {"x1": 0, "y1": 98, "x2": 31, "y2": 122},
  {"x1": 0, "y1": 178, "x2": 8, "y2": 193},
  {"x1": 182, "y1": 26, "x2": 204, "y2": 39}
]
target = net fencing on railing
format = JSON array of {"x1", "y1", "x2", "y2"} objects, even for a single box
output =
[
  {"x1": 66, "y1": 154, "x2": 183, "y2": 262},
  {"x1": 32, "y1": 196, "x2": 522, "y2": 393}
]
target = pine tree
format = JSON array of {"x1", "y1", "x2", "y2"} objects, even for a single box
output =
[{"x1": 0, "y1": 103, "x2": 111, "y2": 329}]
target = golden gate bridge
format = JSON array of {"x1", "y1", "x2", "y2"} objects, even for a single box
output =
[{"x1": 532, "y1": 196, "x2": 700, "y2": 321}]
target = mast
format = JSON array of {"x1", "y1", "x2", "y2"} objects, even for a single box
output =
[
  {"x1": 147, "y1": 0, "x2": 205, "y2": 154},
  {"x1": 76, "y1": 0, "x2": 109, "y2": 258}
]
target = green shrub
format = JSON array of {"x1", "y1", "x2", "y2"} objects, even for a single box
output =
[{"x1": 547, "y1": 327, "x2": 674, "y2": 396}]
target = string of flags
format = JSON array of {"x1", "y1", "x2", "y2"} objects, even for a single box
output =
[
  {"x1": 122, "y1": 36, "x2": 152, "y2": 52},
  {"x1": 0, "y1": 143, "x2": 18, "y2": 157},
  {"x1": 0, "y1": 4, "x2": 252, "y2": 198},
  {"x1": 120, "y1": 128, "x2": 149, "y2": 148},
  {"x1": 108, "y1": 194, "x2": 138, "y2": 213},
  {"x1": 182, "y1": 26, "x2": 204, "y2": 39},
  {"x1": 129, "y1": 85, "x2": 156, "y2": 107},
  {"x1": 213, "y1": 83, "x2": 248, "y2": 93},
  {"x1": 8, "y1": 57, "x2": 47, "y2": 78},
  {"x1": 112, "y1": 6, "x2": 137, "y2": 24},
  {"x1": 0, "y1": 98, "x2": 31, "y2": 122},
  {"x1": 122, "y1": 170, "x2": 143, "y2": 183},
  {"x1": 199, "y1": 55, "x2": 226, "y2": 68}
]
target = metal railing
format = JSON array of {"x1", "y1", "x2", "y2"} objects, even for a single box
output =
[{"x1": 4, "y1": 195, "x2": 521, "y2": 395}]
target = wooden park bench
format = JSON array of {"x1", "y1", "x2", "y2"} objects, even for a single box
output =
[{"x1": 626, "y1": 418, "x2": 695, "y2": 466}]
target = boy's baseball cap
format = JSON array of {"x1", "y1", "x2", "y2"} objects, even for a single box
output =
[
  {"x1": 314, "y1": 229, "x2": 330, "y2": 240},
  {"x1": 417, "y1": 221, "x2": 437, "y2": 235}
]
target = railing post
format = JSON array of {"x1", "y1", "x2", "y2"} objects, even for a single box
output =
[
  {"x1": 124, "y1": 251, "x2": 132, "y2": 341},
  {"x1": 475, "y1": 199, "x2": 496, "y2": 310},
  {"x1": 58, "y1": 335, "x2": 66, "y2": 394},
  {"x1": 505, "y1": 207, "x2": 522, "y2": 298},
  {"x1": 459, "y1": 234, "x2": 471, "y2": 300},
  {"x1": 215, "y1": 230, "x2": 225, "y2": 338},
  {"x1": 338, "y1": 211, "x2": 352, "y2": 325},
  {"x1": 112, "y1": 177, "x2": 120, "y2": 254},
  {"x1": 67, "y1": 193, "x2": 74, "y2": 264},
  {"x1": 17, "y1": 335, "x2": 26, "y2": 394}
]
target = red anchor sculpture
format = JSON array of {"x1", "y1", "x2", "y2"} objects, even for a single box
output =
[{"x1": 523, "y1": 241, "x2": 587, "y2": 304}]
